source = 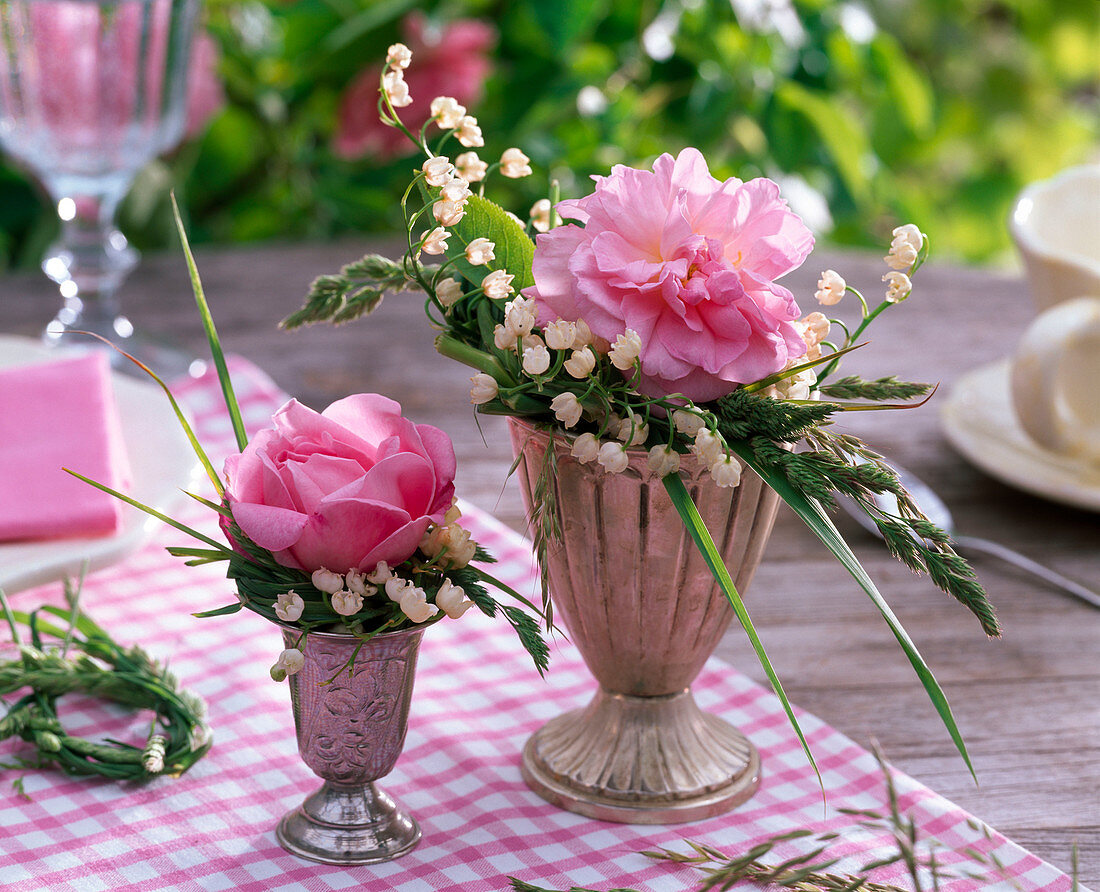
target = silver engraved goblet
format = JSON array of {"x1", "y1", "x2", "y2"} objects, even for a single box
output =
[{"x1": 278, "y1": 626, "x2": 425, "y2": 864}]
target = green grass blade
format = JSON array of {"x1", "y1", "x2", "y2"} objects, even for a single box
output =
[
  {"x1": 170, "y1": 193, "x2": 248, "y2": 453},
  {"x1": 64, "y1": 469, "x2": 236, "y2": 556},
  {"x1": 663, "y1": 472, "x2": 824, "y2": 797},
  {"x1": 726, "y1": 441, "x2": 977, "y2": 783},
  {"x1": 75, "y1": 332, "x2": 223, "y2": 497}
]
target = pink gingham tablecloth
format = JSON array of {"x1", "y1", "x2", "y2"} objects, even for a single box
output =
[{"x1": 0, "y1": 359, "x2": 1082, "y2": 892}]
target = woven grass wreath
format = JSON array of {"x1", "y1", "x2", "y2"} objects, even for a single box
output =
[{"x1": 0, "y1": 584, "x2": 211, "y2": 781}]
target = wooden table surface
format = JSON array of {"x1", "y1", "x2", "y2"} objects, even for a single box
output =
[{"x1": 1, "y1": 241, "x2": 1097, "y2": 885}]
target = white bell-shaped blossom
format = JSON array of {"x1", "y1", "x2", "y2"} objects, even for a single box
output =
[
  {"x1": 469, "y1": 373, "x2": 498, "y2": 405},
  {"x1": 883, "y1": 271, "x2": 912, "y2": 303},
  {"x1": 331, "y1": 589, "x2": 364, "y2": 616},
  {"x1": 436, "y1": 278, "x2": 463, "y2": 308},
  {"x1": 274, "y1": 590, "x2": 305, "y2": 622},
  {"x1": 564, "y1": 346, "x2": 596, "y2": 378},
  {"x1": 550, "y1": 392, "x2": 583, "y2": 428},
  {"x1": 500, "y1": 147, "x2": 532, "y2": 178},
  {"x1": 814, "y1": 269, "x2": 846, "y2": 306},
  {"x1": 482, "y1": 270, "x2": 515, "y2": 300},
  {"x1": 421, "y1": 156, "x2": 453, "y2": 187},
  {"x1": 609, "y1": 329, "x2": 642, "y2": 370},
  {"x1": 430, "y1": 96, "x2": 466, "y2": 130},
  {"x1": 465, "y1": 238, "x2": 496, "y2": 266},
  {"x1": 597, "y1": 441, "x2": 630, "y2": 474},
  {"x1": 571, "y1": 432, "x2": 600, "y2": 464},
  {"x1": 455, "y1": 151, "x2": 487, "y2": 182},
  {"x1": 311, "y1": 568, "x2": 344, "y2": 594},
  {"x1": 436, "y1": 579, "x2": 475, "y2": 619},
  {"x1": 647, "y1": 445, "x2": 680, "y2": 478}
]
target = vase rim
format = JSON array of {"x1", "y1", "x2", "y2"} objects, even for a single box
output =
[{"x1": 273, "y1": 620, "x2": 429, "y2": 645}]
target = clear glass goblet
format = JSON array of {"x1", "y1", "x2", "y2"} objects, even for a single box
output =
[{"x1": 0, "y1": 0, "x2": 199, "y2": 374}]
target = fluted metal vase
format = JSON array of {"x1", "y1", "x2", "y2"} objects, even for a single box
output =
[
  {"x1": 509, "y1": 419, "x2": 781, "y2": 824},
  {"x1": 277, "y1": 626, "x2": 425, "y2": 864}
]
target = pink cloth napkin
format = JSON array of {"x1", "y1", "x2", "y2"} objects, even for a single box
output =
[{"x1": 0, "y1": 352, "x2": 131, "y2": 542}]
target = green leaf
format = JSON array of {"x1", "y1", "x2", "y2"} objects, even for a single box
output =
[
  {"x1": 528, "y1": 0, "x2": 611, "y2": 52},
  {"x1": 776, "y1": 82, "x2": 872, "y2": 203},
  {"x1": 170, "y1": 194, "x2": 248, "y2": 453},
  {"x1": 725, "y1": 442, "x2": 977, "y2": 783},
  {"x1": 63, "y1": 469, "x2": 236, "y2": 557},
  {"x1": 663, "y1": 472, "x2": 823, "y2": 796},
  {"x1": 418, "y1": 181, "x2": 535, "y2": 294},
  {"x1": 870, "y1": 35, "x2": 934, "y2": 137},
  {"x1": 192, "y1": 603, "x2": 244, "y2": 618}
]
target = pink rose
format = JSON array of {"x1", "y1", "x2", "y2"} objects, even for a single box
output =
[
  {"x1": 223, "y1": 394, "x2": 456, "y2": 574},
  {"x1": 334, "y1": 12, "x2": 495, "y2": 160},
  {"x1": 525, "y1": 148, "x2": 815, "y2": 402}
]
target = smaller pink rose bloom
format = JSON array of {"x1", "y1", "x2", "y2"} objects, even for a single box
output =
[
  {"x1": 334, "y1": 12, "x2": 495, "y2": 160},
  {"x1": 224, "y1": 394, "x2": 457, "y2": 575},
  {"x1": 525, "y1": 148, "x2": 815, "y2": 402}
]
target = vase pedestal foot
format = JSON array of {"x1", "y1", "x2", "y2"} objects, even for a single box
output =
[
  {"x1": 276, "y1": 780, "x2": 421, "y2": 865},
  {"x1": 521, "y1": 688, "x2": 761, "y2": 824}
]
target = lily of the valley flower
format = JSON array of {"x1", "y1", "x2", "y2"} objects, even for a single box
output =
[
  {"x1": 522, "y1": 342, "x2": 551, "y2": 376},
  {"x1": 672, "y1": 408, "x2": 705, "y2": 437},
  {"x1": 400, "y1": 585, "x2": 438, "y2": 622},
  {"x1": 543, "y1": 319, "x2": 576, "y2": 350},
  {"x1": 500, "y1": 147, "x2": 532, "y2": 178},
  {"x1": 710, "y1": 454, "x2": 742, "y2": 488},
  {"x1": 366, "y1": 561, "x2": 393, "y2": 585},
  {"x1": 465, "y1": 237, "x2": 496, "y2": 265},
  {"x1": 693, "y1": 428, "x2": 724, "y2": 466},
  {"x1": 815, "y1": 269, "x2": 846, "y2": 306},
  {"x1": 385, "y1": 576, "x2": 410, "y2": 602},
  {"x1": 597, "y1": 441, "x2": 630, "y2": 474},
  {"x1": 382, "y1": 69, "x2": 412, "y2": 108},
  {"x1": 469, "y1": 372, "x2": 498, "y2": 405},
  {"x1": 885, "y1": 224, "x2": 924, "y2": 271},
  {"x1": 530, "y1": 199, "x2": 552, "y2": 233},
  {"x1": 571, "y1": 432, "x2": 600, "y2": 463},
  {"x1": 274, "y1": 590, "x2": 305, "y2": 622},
  {"x1": 345, "y1": 570, "x2": 376, "y2": 597},
  {"x1": 647, "y1": 444, "x2": 680, "y2": 477},
  {"x1": 420, "y1": 227, "x2": 450, "y2": 256},
  {"x1": 456, "y1": 115, "x2": 484, "y2": 148},
  {"x1": 440, "y1": 178, "x2": 472, "y2": 204},
  {"x1": 493, "y1": 323, "x2": 517, "y2": 350},
  {"x1": 436, "y1": 579, "x2": 474, "y2": 619},
  {"x1": 455, "y1": 151, "x2": 487, "y2": 182},
  {"x1": 331, "y1": 589, "x2": 364, "y2": 616},
  {"x1": 883, "y1": 271, "x2": 913, "y2": 303},
  {"x1": 422, "y1": 155, "x2": 454, "y2": 187},
  {"x1": 503, "y1": 296, "x2": 536, "y2": 335},
  {"x1": 483, "y1": 270, "x2": 516, "y2": 300},
  {"x1": 430, "y1": 96, "x2": 466, "y2": 130},
  {"x1": 563, "y1": 346, "x2": 597, "y2": 378},
  {"x1": 436, "y1": 277, "x2": 463, "y2": 307},
  {"x1": 271, "y1": 648, "x2": 305, "y2": 682},
  {"x1": 311, "y1": 568, "x2": 344, "y2": 594},
  {"x1": 386, "y1": 43, "x2": 412, "y2": 70},
  {"x1": 433, "y1": 199, "x2": 466, "y2": 227},
  {"x1": 609, "y1": 329, "x2": 642, "y2": 370},
  {"x1": 550, "y1": 392, "x2": 583, "y2": 427},
  {"x1": 616, "y1": 417, "x2": 649, "y2": 447}
]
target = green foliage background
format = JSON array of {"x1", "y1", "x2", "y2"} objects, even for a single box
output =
[{"x1": 0, "y1": 0, "x2": 1095, "y2": 269}]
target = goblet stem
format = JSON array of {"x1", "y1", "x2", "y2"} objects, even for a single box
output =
[{"x1": 41, "y1": 184, "x2": 138, "y2": 346}]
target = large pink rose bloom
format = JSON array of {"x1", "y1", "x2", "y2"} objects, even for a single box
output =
[
  {"x1": 334, "y1": 13, "x2": 494, "y2": 160},
  {"x1": 526, "y1": 148, "x2": 815, "y2": 402},
  {"x1": 224, "y1": 395, "x2": 456, "y2": 574}
]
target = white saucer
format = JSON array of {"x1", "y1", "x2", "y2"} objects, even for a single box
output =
[
  {"x1": 941, "y1": 358, "x2": 1100, "y2": 513},
  {"x1": 0, "y1": 336, "x2": 202, "y2": 594}
]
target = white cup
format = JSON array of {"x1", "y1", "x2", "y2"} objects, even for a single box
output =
[
  {"x1": 1009, "y1": 164, "x2": 1100, "y2": 312},
  {"x1": 1011, "y1": 296, "x2": 1100, "y2": 465}
]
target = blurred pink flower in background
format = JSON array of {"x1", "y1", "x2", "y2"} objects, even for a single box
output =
[
  {"x1": 334, "y1": 13, "x2": 495, "y2": 160},
  {"x1": 185, "y1": 31, "x2": 225, "y2": 139},
  {"x1": 526, "y1": 148, "x2": 815, "y2": 402}
]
